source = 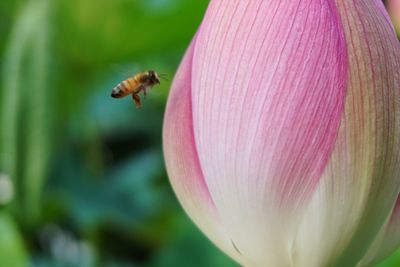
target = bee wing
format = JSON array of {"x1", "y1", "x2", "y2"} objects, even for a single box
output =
[
  {"x1": 110, "y1": 63, "x2": 141, "y2": 79},
  {"x1": 158, "y1": 73, "x2": 169, "y2": 81}
]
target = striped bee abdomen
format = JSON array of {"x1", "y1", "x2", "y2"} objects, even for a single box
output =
[{"x1": 111, "y1": 78, "x2": 138, "y2": 98}]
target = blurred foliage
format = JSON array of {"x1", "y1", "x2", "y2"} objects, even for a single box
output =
[
  {"x1": 0, "y1": 0, "x2": 399, "y2": 266},
  {"x1": 0, "y1": 212, "x2": 28, "y2": 267},
  {"x1": 0, "y1": 0, "x2": 237, "y2": 266},
  {"x1": 0, "y1": 0, "x2": 51, "y2": 225}
]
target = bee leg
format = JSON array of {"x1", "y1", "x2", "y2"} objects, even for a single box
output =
[
  {"x1": 132, "y1": 93, "x2": 142, "y2": 108},
  {"x1": 143, "y1": 88, "x2": 147, "y2": 98}
]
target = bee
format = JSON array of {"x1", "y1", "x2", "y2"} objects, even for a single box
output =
[{"x1": 111, "y1": 70, "x2": 164, "y2": 108}]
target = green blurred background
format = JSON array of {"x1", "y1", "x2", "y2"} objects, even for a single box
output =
[{"x1": 0, "y1": 0, "x2": 399, "y2": 266}]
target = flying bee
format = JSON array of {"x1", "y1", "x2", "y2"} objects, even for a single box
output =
[{"x1": 111, "y1": 70, "x2": 166, "y2": 108}]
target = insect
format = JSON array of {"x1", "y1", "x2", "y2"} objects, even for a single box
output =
[{"x1": 111, "y1": 70, "x2": 165, "y2": 108}]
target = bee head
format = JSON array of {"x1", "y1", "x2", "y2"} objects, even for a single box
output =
[{"x1": 148, "y1": 70, "x2": 161, "y2": 85}]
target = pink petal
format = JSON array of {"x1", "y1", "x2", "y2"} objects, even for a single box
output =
[
  {"x1": 192, "y1": 0, "x2": 347, "y2": 208},
  {"x1": 295, "y1": 1, "x2": 400, "y2": 266},
  {"x1": 189, "y1": 0, "x2": 347, "y2": 265},
  {"x1": 163, "y1": 35, "x2": 213, "y2": 214},
  {"x1": 163, "y1": 36, "x2": 245, "y2": 265}
]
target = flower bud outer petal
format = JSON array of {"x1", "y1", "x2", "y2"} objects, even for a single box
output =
[
  {"x1": 295, "y1": 1, "x2": 400, "y2": 266},
  {"x1": 190, "y1": 0, "x2": 347, "y2": 265},
  {"x1": 163, "y1": 36, "x2": 245, "y2": 265}
]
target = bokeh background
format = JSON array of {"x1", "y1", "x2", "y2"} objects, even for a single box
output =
[{"x1": 0, "y1": 0, "x2": 399, "y2": 266}]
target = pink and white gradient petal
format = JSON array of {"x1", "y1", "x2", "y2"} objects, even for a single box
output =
[
  {"x1": 163, "y1": 37, "x2": 245, "y2": 265},
  {"x1": 190, "y1": 0, "x2": 347, "y2": 265},
  {"x1": 295, "y1": 1, "x2": 400, "y2": 266}
]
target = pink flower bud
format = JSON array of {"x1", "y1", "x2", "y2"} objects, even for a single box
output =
[{"x1": 163, "y1": 1, "x2": 400, "y2": 266}]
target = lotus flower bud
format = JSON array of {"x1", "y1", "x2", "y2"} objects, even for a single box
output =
[{"x1": 163, "y1": 1, "x2": 400, "y2": 266}]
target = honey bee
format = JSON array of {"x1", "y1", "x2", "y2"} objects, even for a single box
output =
[{"x1": 111, "y1": 70, "x2": 163, "y2": 108}]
